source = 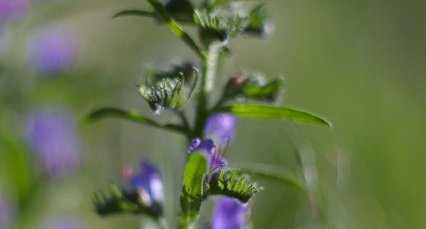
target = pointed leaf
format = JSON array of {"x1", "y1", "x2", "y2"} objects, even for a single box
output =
[
  {"x1": 180, "y1": 152, "x2": 208, "y2": 215},
  {"x1": 218, "y1": 104, "x2": 332, "y2": 127},
  {"x1": 113, "y1": 9, "x2": 156, "y2": 19},
  {"x1": 87, "y1": 107, "x2": 185, "y2": 134}
]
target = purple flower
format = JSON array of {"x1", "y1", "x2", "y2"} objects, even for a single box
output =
[
  {"x1": 39, "y1": 216, "x2": 87, "y2": 229},
  {"x1": 0, "y1": 189, "x2": 16, "y2": 229},
  {"x1": 211, "y1": 198, "x2": 249, "y2": 229},
  {"x1": 26, "y1": 109, "x2": 80, "y2": 177},
  {"x1": 0, "y1": 0, "x2": 30, "y2": 22},
  {"x1": 204, "y1": 113, "x2": 238, "y2": 147},
  {"x1": 188, "y1": 138, "x2": 226, "y2": 171},
  {"x1": 27, "y1": 26, "x2": 78, "y2": 75},
  {"x1": 123, "y1": 160, "x2": 164, "y2": 206}
]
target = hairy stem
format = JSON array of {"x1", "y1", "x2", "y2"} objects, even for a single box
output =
[{"x1": 193, "y1": 43, "x2": 222, "y2": 139}]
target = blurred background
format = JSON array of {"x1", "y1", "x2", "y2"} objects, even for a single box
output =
[{"x1": 0, "y1": 0, "x2": 425, "y2": 228}]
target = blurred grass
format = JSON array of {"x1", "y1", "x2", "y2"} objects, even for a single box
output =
[{"x1": 0, "y1": 0, "x2": 425, "y2": 228}]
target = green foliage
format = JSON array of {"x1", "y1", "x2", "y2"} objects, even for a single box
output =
[
  {"x1": 87, "y1": 107, "x2": 186, "y2": 134},
  {"x1": 138, "y1": 63, "x2": 200, "y2": 114},
  {"x1": 113, "y1": 9, "x2": 156, "y2": 19},
  {"x1": 194, "y1": 10, "x2": 246, "y2": 46},
  {"x1": 206, "y1": 168, "x2": 261, "y2": 203},
  {"x1": 180, "y1": 152, "x2": 208, "y2": 216},
  {"x1": 218, "y1": 104, "x2": 332, "y2": 127},
  {"x1": 223, "y1": 72, "x2": 283, "y2": 102},
  {"x1": 94, "y1": 185, "x2": 162, "y2": 218},
  {"x1": 139, "y1": 76, "x2": 185, "y2": 113},
  {"x1": 94, "y1": 0, "x2": 332, "y2": 228}
]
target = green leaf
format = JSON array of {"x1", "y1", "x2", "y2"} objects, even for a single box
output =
[
  {"x1": 223, "y1": 73, "x2": 283, "y2": 102},
  {"x1": 87, "y1": 107, "x2": 185, "y2": 134},
  {"x1": 234, "y1": 163, "x2": 306, "y2": 191},
  {"x1": 113, "y1": 9, "x2": 157, "y2": 19},
  {"x1": 218, "y1": 104, "x2": 332, "y2": 127},
  {"x1": 180, "y1": 152, "x2": 208, "y2": 215},
  {"x1": 206, "y1": 168, "x2": 261, "y2": 203},
  {"x1": 145, "y1": 0, "x2": 205, "y2": 59}
]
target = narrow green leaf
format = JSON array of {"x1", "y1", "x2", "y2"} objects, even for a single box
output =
[
  {"x1": 234, "y1": 163, "x2": 306, "y2": 191},
  {"x1": 87, "y1": 107, "x2": 185, "y2": 134},
  {"x1": 180, "y1": 152, "x2": 208, "y2": 215},
  {"x1": 219, "y1": 104, "x2": 332, "y2": 127},
  {"x1": 145, "y1": 0, "x2": 205, "y2": 59},
  {"x1": 113, "y1": 9, "x2": 156, "y2": 19}
]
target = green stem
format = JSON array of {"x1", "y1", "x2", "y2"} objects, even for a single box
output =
[
  {"x1": 193, "y1": 42, "x2": 222, "y2": 139},
  {"x1": 179, "y1": 43, "x2": 221, "y2": 229}
]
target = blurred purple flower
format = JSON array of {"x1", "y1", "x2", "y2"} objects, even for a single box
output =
[
  {"x1": 188, "y1": 138, "x2": 226, "y2": 171},
  {"x1": 211, "y1": 198, "x2": 249, "y2": 229},
  {"x1": 26, "y1": 109, "x2": 80, "y2": 177},
  {"x1": 204, "y1": 113, "x2": 238, "y2": 147},
  {"x1": 39, "y1": 216, "x2": 87, "y2": 229},
  {"x1": 0, "y1": 0, "x2": 30, "y2": 22},
  {"x1": 27, "y1": 26, "x2": 78, "y2": 75},
  {"x1": 123, "y1": 160, "x2": 164, "y2": 206},
  {"x1": 0, "y1": 189, "x2": 16, "y2": 229}
]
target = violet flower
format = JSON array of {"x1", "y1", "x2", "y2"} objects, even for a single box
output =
[
  {"x1": 204, "y1": 113, "x2": 238, "y2": 147},
  {"x1": 27, "y1": 26, "x2": 78, "y2": 75},
  {"x1": 0, "y1": 0, "x2": 29, "y2": 22},
  {"x1": 26, "y1": 109, "x2": 80, "y2": 177},
  {"x1": 123, "y1": 160, "x2": 164, "y2": 210},
  {"x1": 0, "y1": 189, "x2": 15, "y2": 229},
  {"x1": 39, "y1": 216, "x2": 87, "y2": 229},
  {"x1": 211, "y1": 198, "x2": 249, "y2": 229},
  {"x1": 188, "y1": 138, "x2": 226, "y2": 171}
]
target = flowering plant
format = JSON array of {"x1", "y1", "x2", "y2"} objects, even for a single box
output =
[{"x1": 88, "y1": 1, "x2": 331, "y2": 228}]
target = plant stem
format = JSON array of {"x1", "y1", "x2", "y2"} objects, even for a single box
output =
[
  {"x1": 179, "y1": 42, "x2": 222, "y2": 229},
  {"x1": 193, "y1": 42, "x2": 222, "y2": 139}
]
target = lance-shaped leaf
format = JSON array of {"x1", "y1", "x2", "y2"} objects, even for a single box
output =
[
  {"x1": 223, "y1": 73, "x2": 283, "y2": 102},
  {"x1": 217, "y1": 104, "x2": 332, "y2": 127},
  {"x1": 205, "y1": 168, "x2": 261, "y2": 203},
  {"x1": 180, "y1": 152, "x2": 208, "y2": 217},
  {"x1": 139, "y1": 76, "x2": 185, "y2": 114},
  {"x1": 87, "y1": 107, "x2": 185, "y2": 134},
  {"x1": 94, "y1": 185, "x2": 162, "y2": 218},
  {"x1": 113, "y1": 9, "x2": 157, "y2": 19}
]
